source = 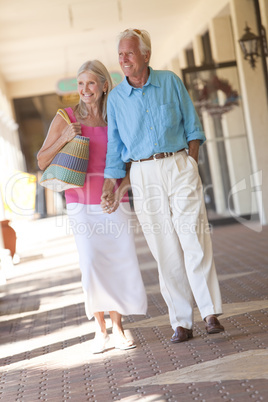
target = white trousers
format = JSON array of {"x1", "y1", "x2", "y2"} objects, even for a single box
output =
[{"x1": 130, "y1": 150, "x2": 223, "y2": 330}]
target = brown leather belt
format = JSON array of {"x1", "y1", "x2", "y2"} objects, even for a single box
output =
[{"x1": 131, "y1": 149, "x2": 185, "y2": 162}]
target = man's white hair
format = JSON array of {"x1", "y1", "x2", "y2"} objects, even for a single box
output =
[{"x1": 117, "y1": 29, "x2": 151, "y2": 62}]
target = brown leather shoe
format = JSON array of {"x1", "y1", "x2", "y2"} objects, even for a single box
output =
[
  {"x1": 170, "y1": 326, "x2": 193, "y2": 343},
  {"x1": 205, "y1": 316, "x2": 225, "y2": 334}
]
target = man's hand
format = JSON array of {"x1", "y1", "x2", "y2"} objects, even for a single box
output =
[
  {"x1": 101, "y1": 194, "x2": 119, "y2": 214},
  {"x1": 188, "y1": 139, "x2": 200, "y2": 163},
  {"x1": 101, "y1": 190, "x2": 118, "y2": 213},
  {"x1": 101, "y1": 178, "x2": 117, "y2": 213}
]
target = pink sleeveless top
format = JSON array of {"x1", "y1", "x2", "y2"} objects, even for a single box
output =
[{"x1": 64, "y1": 107, "x2": 128, "y2": 205}]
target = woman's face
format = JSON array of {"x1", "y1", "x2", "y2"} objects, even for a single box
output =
[{"x1": 77, "y1": 71, "x2": 106, "y2": 106}]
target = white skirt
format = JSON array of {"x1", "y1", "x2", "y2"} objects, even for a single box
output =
[{"x1": 66, "y1": 202, "x2": 147, "y2": 320}]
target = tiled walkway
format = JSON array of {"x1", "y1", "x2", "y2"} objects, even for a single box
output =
[{"x1": 0, "y1": 215, "x2": 267, "y2": 401}]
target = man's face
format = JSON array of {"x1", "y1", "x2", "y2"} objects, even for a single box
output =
[{"x1": 118, "y1": 37, "x2": 149, "y2": 80}]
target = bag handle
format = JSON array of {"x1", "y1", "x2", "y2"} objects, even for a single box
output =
[{"x1": 57, "y1": 108, "x2": 71, "y2": 125}]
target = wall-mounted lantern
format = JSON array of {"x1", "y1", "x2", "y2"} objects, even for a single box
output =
[{"x1": 238, "y1": 23, "x2": 260, "y2": 69}]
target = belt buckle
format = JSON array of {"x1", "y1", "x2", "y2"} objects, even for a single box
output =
[{"x1": 153, "y1": 152, "x2": 169, "y2": 160}]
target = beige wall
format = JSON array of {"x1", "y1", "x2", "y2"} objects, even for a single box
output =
[
  {"x1": 153, "y1": 0, "x2": 230, "y2": 69},
  {"x1": 260, "y1": 0, "x2": 268, "y2": 29},
  {"x1": 7, "y1": 74, "x2": 64, "y2": 99},
  {"x1": 0, "y1": 74, "x2": 26, "y2": 222},
  {"x1": 230, "y1": 0, "x2": 268, "y2": 225},
  {"x1": 0, "y1": 72, "x2": 13, "y2": 118},
  {"x1": 159, "y1": 0, "x2": 268, "y2": 225}
]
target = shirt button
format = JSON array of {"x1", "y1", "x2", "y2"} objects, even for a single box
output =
[
  {"x1": 154, "y1": 143, "x2": 157, "y2": 145},
  {"x1": 143, "y1": 92, "x2": 145, "y2": 95},
  {"x1": 146, "y1": 110, "x2": 149, "y2": 113},
  {"x1": 150, "y1": 127, "x2": 153, "y2": 130}
]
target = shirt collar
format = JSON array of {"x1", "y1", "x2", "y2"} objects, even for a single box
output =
[{"x1": 121, "y1": 67, "x2": 160, "y2": 96}]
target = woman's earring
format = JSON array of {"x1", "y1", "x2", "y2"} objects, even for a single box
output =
[{"x1": 104, "y1": 91, "x2": 107, "y2": 95}]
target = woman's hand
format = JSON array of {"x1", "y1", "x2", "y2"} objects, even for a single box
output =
[
  {"x1": 63, "y1": 122, "x2": 82, "y2": 142},
  {"x1": 101, "y1": 191, "x2": 119, "y2": 214},
  {"x1": 102, "y1": 198, "x2": 120, "y2": 214},
  {"x1": 37, "y1": 114, "x2": 82, "y2": 171},
  {"x1": 101, "y1": 178, "x2": 117, "y2": 213}
]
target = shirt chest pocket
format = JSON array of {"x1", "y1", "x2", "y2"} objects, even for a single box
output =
[{"x1": 160, "y1": 103, "x2": 181, "y2": 128}]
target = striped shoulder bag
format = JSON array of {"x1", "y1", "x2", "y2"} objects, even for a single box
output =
[{"x1": 40, "y1": 108, "x2": 90, "y2": 192}]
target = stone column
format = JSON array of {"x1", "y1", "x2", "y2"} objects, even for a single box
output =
[
  {"x1": 209, "y1": 14, "x2": 258, "y2": 217},
  {"x1": 230, "y1": 0, "x2": 268, "y2": 225}
]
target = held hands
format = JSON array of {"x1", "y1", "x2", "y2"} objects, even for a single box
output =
[
  {"x1": 63, "y1": 122, "x2": 82, "y2": 142},
  {"x1": 100, "y1": 191, "x2": 119, "y2": 214}
]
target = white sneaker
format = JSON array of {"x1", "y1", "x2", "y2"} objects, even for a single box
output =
[{"x1": 91, "y1": 334, "x2": 110, "y2": 354}]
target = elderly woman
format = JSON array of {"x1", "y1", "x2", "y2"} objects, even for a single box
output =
[{"x1": 37, "y1": 60, "x2": 147, "y2": 353}]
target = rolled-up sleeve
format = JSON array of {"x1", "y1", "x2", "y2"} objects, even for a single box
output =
[
  {"x1": 176, "y1": 77, "x2": 206, "y2": 145},
  {"x1": 104, "y1": 99, "x2": 126, "y2": 179}
]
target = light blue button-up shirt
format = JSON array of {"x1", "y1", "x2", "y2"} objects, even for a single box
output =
[{"x1": 104, "y1": 67, "x2": 206, "y2": 179}]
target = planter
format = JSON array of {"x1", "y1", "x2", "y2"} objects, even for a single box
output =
[{"x1": 0, "y1": 220, "x2": 16, "y2": 258}]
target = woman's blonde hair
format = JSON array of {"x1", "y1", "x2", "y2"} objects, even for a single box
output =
[{"x1": 75, "y1": 60, "x2": 113, "y2": 123}]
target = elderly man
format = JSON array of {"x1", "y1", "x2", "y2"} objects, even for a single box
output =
[{"x1": 102, "y1": 28, "x2": 224, "y2": 343}]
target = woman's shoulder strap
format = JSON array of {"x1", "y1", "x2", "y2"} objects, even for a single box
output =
[{"x1": 56, "y1": 108, "x2": 72, "y2": 124}]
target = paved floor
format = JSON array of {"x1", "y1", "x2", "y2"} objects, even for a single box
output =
[{"x1": 0, "y1": 214, "x2": 267, "y2": 401}]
